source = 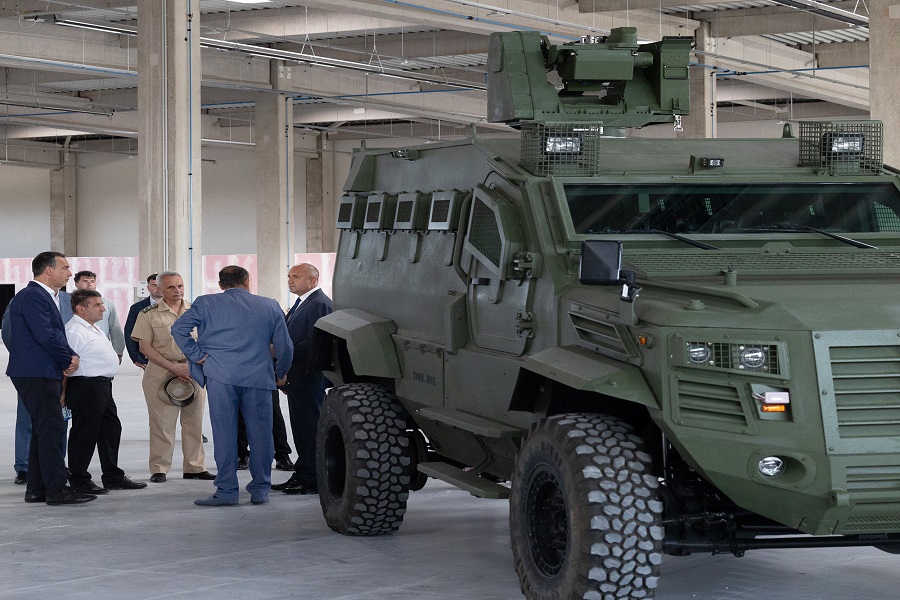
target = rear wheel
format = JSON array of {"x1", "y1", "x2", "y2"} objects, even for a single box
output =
[
  {"x1": 510, "y1": 413, "x2": 663, "y2": 600},
  {"x1": 316, "y1": 383, "x2": 410, "y2": 535}
]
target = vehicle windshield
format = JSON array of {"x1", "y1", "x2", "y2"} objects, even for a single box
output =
[{"x1": 565, "y1": 183, "x2": 900, "y2": 235}]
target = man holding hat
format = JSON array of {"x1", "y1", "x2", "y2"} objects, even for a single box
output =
[
  {"x1": 171, "y1": 265, "x2": 293, "y2": 506},
  {"x1": 130, "y1": 271, "x2": 214, "y2": 483}
]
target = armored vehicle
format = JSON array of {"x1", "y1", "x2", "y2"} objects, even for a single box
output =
[{"x1": 311, "y1": 27, "x2": 900, "y2": 600}]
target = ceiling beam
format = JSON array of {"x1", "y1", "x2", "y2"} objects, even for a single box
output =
[
  {"x1": 802, "y1": 40, "x2": 869, "y2": 68},
  {"x1": 296, "y1": 0, "x2": 698, "y2": 41},
  {"x1": 578, "y1": 0, "x2": 722, "y2": 12},
  {"x1": 693, "y1": 4, "x2": 859, "y2": 37}
]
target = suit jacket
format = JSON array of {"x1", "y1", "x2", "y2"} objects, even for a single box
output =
[
  {"x1": 4, "y1": 281, "x2": 75, "y2": 379},
  {"x1": 1, "y1": 302, "x2": 12, "y2": 347},
  {"x1": 171, "y1": 287, "x2": 293, "y2": 391},
  {"x1": 285, "y1": 288, "x2": 333, "y2": 390},
  {"x1": 58, "y1": 290, "x2": 73, "y2": 324},
  {"x1": 123, "y1": 297, "x2": 152, "y2": 364}
]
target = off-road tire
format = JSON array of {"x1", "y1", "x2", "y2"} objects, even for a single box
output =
[
  {"x1": 510, "y1": 413, "x2": 663, "y2": 600},
  {"x1": 316, "y1": 383, "x2": 411, "y2": 535}
]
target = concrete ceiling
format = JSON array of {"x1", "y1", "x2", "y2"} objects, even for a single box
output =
[{"x1": 0, "y1": 0, "x2": 871, "y2": 164}]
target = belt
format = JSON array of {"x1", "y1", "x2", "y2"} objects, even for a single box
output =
[{"x1": 69, "y1": 375, "x2": 114, "y2": 382}]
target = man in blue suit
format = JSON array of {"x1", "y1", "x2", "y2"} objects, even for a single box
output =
[
  {"x1": 4, "y1": 290, "x2": 71, "y2": 485},
  {"x1": 171, "y1": 265, "x2": 293, "y2": 506},
  {"x1": 123, "y1": 273, "x2": 162, "y2": 369},
  {"x1": 271, "y1": 263, "x2": 333, "y2": 495},
  {"x1": 5, "y1": 251, "x2": 96, "y2": 505}
]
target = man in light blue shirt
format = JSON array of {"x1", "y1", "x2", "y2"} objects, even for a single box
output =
[
  {"x1": 171, "y1": 265, "x2": 293, "y2": 506},
  {"x1": 73, "y1": 271, "x2": 125, "y2": 362}
]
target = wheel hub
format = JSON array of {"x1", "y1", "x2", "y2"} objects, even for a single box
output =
[{"x1": 526, "y1": 468, "x2": 568, "y2": 576}]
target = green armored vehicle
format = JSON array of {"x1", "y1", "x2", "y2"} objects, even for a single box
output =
[{"x1": 311, "y1": 27, "x2": 900, "y2": 600}]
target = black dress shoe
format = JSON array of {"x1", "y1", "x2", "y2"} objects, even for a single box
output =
[
  {"x1": 24, "y1": 490, "x2": 46, "y2": 503},
  {"x1": 271, "y1": 475, "x2": 302, "y2": 491},
  {"x1": 14, "y1": 471, "x2": 27, "y2": 485},
  {"x1": 275, "y1": 456, "x2": 294, "y2": 471},
  {"x1": 46, "y1": 487, "x2": 97, "y2": 505},
  {"x1": 283, "y1": 482, "x2": 318, "y2": 495},
  {"x1": 237, "y1": 456, "x2": 249, "y2": 470},
  {"x1": 71, "y1": 480, "x2": 109, "y2": 495},
  {"x1": 150, "y1": 473, "x2": 167, "y2": 483},
  {"x1": 103, "y1": 476, "x2": 148, "y2": 490},
  {"x1": 183, "y1": 471, "x2": 216, "y2": 480}
]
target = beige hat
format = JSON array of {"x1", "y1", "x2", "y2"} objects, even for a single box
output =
[{"x1": 159, "y1": 376, "x2": 197, "y2": 407}]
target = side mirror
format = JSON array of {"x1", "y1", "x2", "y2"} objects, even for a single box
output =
[{"x1": 579, "y1": 240, "x2": 622, "y2": 285}]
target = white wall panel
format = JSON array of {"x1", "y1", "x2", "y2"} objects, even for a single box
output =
[{"x1": 0, "y1": 166, "x2": 51, "y2": 257}]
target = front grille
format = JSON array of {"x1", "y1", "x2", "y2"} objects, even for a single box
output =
[{"x1": 830, "y1": 344, "x2": 900, "y2": 439}]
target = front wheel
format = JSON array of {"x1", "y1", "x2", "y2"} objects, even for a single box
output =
[
  {"x1": 316, "y1": 383, "x2": 410, "y2": 535},
  {"x1": 510, "y1": 413, "x2": 664, "y2": 600}
]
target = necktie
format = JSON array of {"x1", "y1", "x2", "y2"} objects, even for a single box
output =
[{"x1": 286, "y1": 297, "x2": 301, "y2": 321}]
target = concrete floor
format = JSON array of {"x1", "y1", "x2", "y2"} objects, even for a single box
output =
[{"x1": 0, "y1": 344, "x2": 896, "y2": 599}]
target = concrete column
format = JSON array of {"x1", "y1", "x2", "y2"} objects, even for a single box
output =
[
  {"x1": 678, "y1": 22, "x2": 715, "y2": 139},
  {"x1": 255, "y1": 92, "x2": 293, "y2": 303},
  {"x1": 49, "y1": 150, "x2": 77, "y2": 255},
  {"x1": 321, "y1": 135, "x2": 336, "y2": 252},
  {"x1": 305, "y1": 140, "x2": 324, "y2": 253},
  {"x1": 137, "y1": 0, "x2": 202, "y2": 296},
  {"x1": 304, "y1": 134, "x2": 337, "y2": 253},
  {"x1": 869, "y1": 0, "x2": 900, "y2": 166}
]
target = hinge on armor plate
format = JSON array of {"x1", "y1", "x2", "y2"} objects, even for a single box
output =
[
  {"x1": 515, "y1": 311, "x2": 534, "y2": 337},
  {"x1": 512, "y1": 252, "x2": 541, "y2": 284}
]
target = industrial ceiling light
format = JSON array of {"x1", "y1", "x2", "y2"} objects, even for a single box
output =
[
  {"x1": 0, "y1": 98, "x2": 114, "y2": 118},
  {"x1": 226, "y1": 0, "x2": 274, "y2": 4}
]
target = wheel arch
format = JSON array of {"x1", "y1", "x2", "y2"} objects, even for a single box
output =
[
  {"x1": 509, "y1": 346, "x2": 660, "y2": 437},
  {"x1": 313, "y1": 309, "x2": 401, "y2": 385}
]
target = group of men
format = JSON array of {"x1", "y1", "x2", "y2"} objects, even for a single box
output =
[{"x1": 3, "y1": 251, "x2": 332, "y2": 506}]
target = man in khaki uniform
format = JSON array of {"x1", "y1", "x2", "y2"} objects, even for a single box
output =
[{"x1": 130, "y1": 271, "x2": 214, "y2": 483}]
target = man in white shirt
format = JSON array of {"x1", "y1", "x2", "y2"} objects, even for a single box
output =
[{"x1": 64, "y1": 289, "x2": 147, "y2": 494}]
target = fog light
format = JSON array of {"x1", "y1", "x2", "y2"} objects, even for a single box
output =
[{"x1": 758, "y1": 456, "x2": 786, "y2": 478}]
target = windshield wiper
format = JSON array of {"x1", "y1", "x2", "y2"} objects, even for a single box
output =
[
  {"x1": 739, "y1": 224, "x2": 877, "y2": 249},
  {"x1": 606, "y1": 229, "x2": 720, "y2": 250}
]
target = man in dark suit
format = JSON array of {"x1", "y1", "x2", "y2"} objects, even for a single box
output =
[
  {"x1": 123, "y1": 273, "x2": 162, "y2": 369},
  {"x1": 5, "y1": 251, "x2": 96, "y2": 505},
  {"x1": 272, "y1": 263, "x2": 333, "y2": 495},
  {"x1": 171, "y1": 265, "x2": 293, "y2": 506}
]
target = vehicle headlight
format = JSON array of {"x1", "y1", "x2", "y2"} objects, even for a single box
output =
[
  {"x1": 739, "y1": 346, "x2": 767, "y2": 370},
  {"x1": 681, "y1": 340, "x2": 782, "y2": 375},
  {"x1": 687, "y1": 343, "x2": 711, "y2": 364}
]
